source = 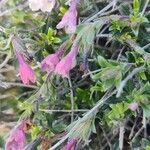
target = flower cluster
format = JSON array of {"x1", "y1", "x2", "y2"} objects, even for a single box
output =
[
  {"x1": 12, "y1": 0, "x2": 79, "y2": 85},
  {"x1": 55, "y1": 44, "x2": 79, "y2": 77},
  {"x1": 41, "y1": 44, "x2": 79, "y2": 78},
  {"x1": 12, "y1": 38, "x2": 79, "y2": 86},
  {"x1": 28, "y1": 0, "x2": 78, "y2": 34}
]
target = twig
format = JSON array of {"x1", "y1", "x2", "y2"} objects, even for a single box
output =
[
  {"x1": 0, "y1": 52, "x2": 11, "y2": 69},
  {"x1": 49, "y1": 89, "x2": 116, "y2": 150},
  {"x1": 98, "y1": 7, "x2": 118, "y2": 17},
  {"x1": 24, "y1": 137, "x2": 42, "y2": 150},
  {"x1": 84, "y1": 0, "x2": 114, "y2": 22},
  {"x1": 117, "y1": 46, "x2": 125, "y2": 61},
  {"x1": 40, "y1": 109, "x2": 89, "y2": 113},
  {"x1": 112, "y1": 0, "x2": 117, "y2": 10},
  {"x1": 100, "y1": 124, "x2": 112, "y2": 150},
  {"x1": 98, "y1": 24, "x2": 110, "y2": 35},
  {"x1": 142, "y1": 114, "x2": 147, "y2": 138},
  {"x1": 96, "y1": 34, "x2": 112, "y2": 38},
  {"x1": 143, "y1": 43, "x2": 150, "y2": 49},
  {"x1": 18, "y1": 91, "x2": 35, "y2": 99},
  {"x1": 119, "y1": 123, "x2": 125, "y2": 150},
  {"x1": 82, "y1": 69, "x2": 102, "y2": 78},
  {"x1": 68, "y1": 76, "x2": 74, "y2": 123},
  {"x1": 116, "y1": 66, "x2": 145, "y2": 97},
  {"x1": 141, "y1": 0, "x2": 149, "y2": 16},
  {"x1": 131, "y1": 126, "x2": 144, "y2": 142},
  {"x1": 4, "y1": 81, "x2": 38, "y2": 89},
  {"x1": 129, "y1": 116, "x2": 139, "y2": 139},
  {"x1": 101, "y1": 132, "x2": 118, "y2": 150}
]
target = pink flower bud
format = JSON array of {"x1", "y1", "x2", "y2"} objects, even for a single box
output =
[
  {"x1": 63, "y1": 139, "x2": 77, "y2": 150},
  {"x1": 56, "y1": 0, "x2": 78, "y2": 33},
  {"x1": 16, "y1": 50, "x2": 36, "y2": 85},
  {"x1": 128, "y1": 102, "x2": 139, "y2": 111},
  {"x1": 5, "y1": 121, "x2": 27, "y2": 150},
  {"x1": 55, "y1": 44, "x2": 79, "y2": 77}
]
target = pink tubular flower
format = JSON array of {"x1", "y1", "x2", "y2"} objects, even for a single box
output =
[
  {"x1": 41, "y1": 54, "x2": 59, "y2": 73},
  {"x1": 56, "y1": 0, "x2": 78, "y2": 33},
  {"x1": 128, "y1": 102, "x2": 139, "y2": 111},
  {"x1": 28, "y1": 0, "x2": 56, "y2": 12},
  {"x1": 55, "y1": 44, "x2": 79, "y2": 78},
  {"x1": 5, "y1": 121, "x2": 27, "y2": 150},
  {"x1": 63, "y1": 139, "x2": 77, "y2": 150},
  {"x1": 41, "y1": 48, "x2": 64, "y2": 73},
  {"x1": 16, "y1": 51, "x2": 36, "y2": 85}
]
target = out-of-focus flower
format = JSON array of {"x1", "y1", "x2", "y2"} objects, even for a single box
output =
[
  {"x1": 5, "y1": 121, "x2": 27, "y2": 150},
  {"x1": 55, "y1": 44, "x2": 79, "y2": 77},
  {"x1": 41, "y1": 48, "x2": 64, "y2": 73},
  {"x1": 56, "y1": 0, "x2": 78, "y2": 33},
  {"x1": 128, "y1": 102, "x2": 139, "y2": 111},
  {"x1": 16, "y1": 50, "x2": 36, "y2": 85},
  {"x1": 63, "y1": 139, "x2": 77, "y2": 150},
  {"x1": 28, "y1": 0, "x2": 41, "y2": 11},
  {"x1": 28, "y1": 0, "x2": 56, "y2": 12}
]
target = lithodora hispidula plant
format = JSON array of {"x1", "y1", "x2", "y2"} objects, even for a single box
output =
[{"x1": 0, "y1": 0, "x2": 150, "y2": 149}]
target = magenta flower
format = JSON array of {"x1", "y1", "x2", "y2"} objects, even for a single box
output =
[
  {"x1": 56, "y1": 0, "x2": 78, "y2": 33},
  {"x1": 128, "y1": 102, "x2": 139, "y2": 111},
  {"x1": 41, "y1": 54, "x2": 60, "y2": 73},
  {"x1": 63, "y1": 139, "x2": 77, "y2": 150},
  {"x1": 41, "y1": 48, "x2": 64, "y2": 73},
  {"x1": 16, "y1": 51, "x2": 36, "y2": 85},
  {"x1": 5, "y1": 121, "x2": 26, "y2": 150},
  {"x1": 55, "y1": 44, "x2": 79, "y2": 78}
]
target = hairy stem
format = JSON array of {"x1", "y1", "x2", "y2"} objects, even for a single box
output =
[{"x1": 68, "y1": 76, "x2": 74, "y2": 123}]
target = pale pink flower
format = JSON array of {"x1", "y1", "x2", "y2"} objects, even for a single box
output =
[
  {"x1": 41, "y1": 48, "x2": 64, "y2": 73},
  {"x1": 56, "y1": 0, "x2": 78, "y2": 33},
  {"x1": 16, "y1": 51, "x2": 36, "y2": 85},
  {"x1": 29, "y1": 0, "x2": 56, "y2": 12},
  {"x1": 63, "y1": 139, "x2": 77, "y2": 150},
  {"x1": 55, "y1": 44, "x2": 79, "y2": 77},
  {"x1": 5, "y1": 121, "x2": 27, "y2": 150},
  {"x1": 41, "y1": 0, "x2": 56, "y2": 12},
  {"x1": 28, "y1": 0, "x2": 41, "y2": 11},
  {"x1": 128, "y1": 102, "x2": 139, "y2": 111}
]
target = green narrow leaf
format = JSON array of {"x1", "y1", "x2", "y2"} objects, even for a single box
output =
[
  {"x1": 31, "y1": 126, "x2": 41, "y2": 140},
  {"x1": 97, "y1": 56, "x2": 112, "y2": 68},
  {"x1": 133, "y1": 0, "x2": 140, "y2": 16},
  {"x1": 142, "y1": 105, "x2": 150, "y2": 118}
]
